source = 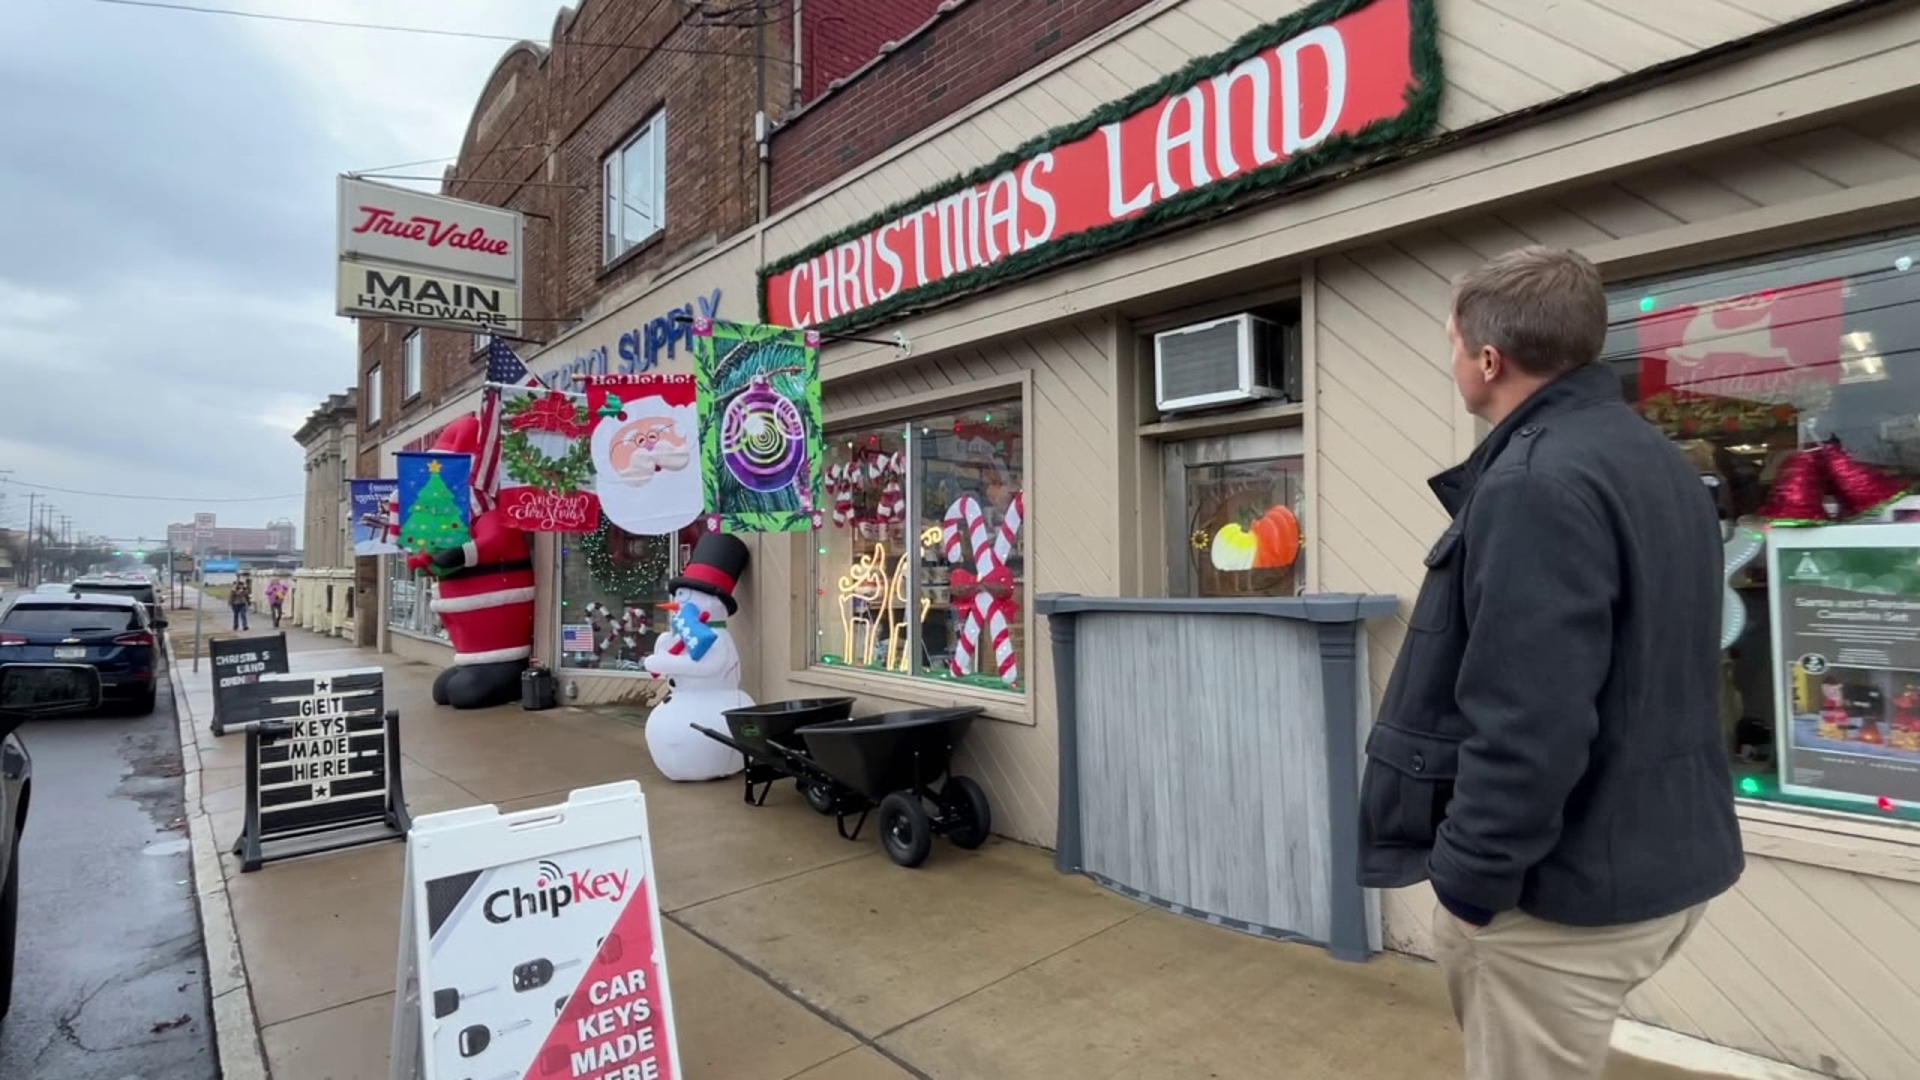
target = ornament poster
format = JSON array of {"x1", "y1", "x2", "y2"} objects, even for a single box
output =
[
  {"x1": 691, "y1": 318, "x2": 825, "y2": 533},
  {"x1": 588, "y1": 373, "x2": 703, "y2": 536},
  {"x1": 1769, "y1": 523, "x2": 1920, "y2": 811},
  {"x1": 498, "y1": 387, "x2": 601, "y2": 532},
  {"x1": 395, "y1": 452, "x2": 472, "y2": 556}
]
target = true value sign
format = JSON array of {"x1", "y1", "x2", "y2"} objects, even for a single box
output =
[
  {"x1": 762, "y1": 0, "x2": 1438, "y2": 331},
  {"x1": 337, "y1": 176, "x2": 526, "y2": 334}
]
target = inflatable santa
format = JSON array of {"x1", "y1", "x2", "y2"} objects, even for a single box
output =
[{"x1": 405, "y1": 415, "x2": 538, "y2": 709}]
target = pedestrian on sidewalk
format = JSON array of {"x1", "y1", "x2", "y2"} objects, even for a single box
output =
[
  {"x1": 266, "y1": 577, "x2": 288, "y2": 628},
  {"x1": 1358, "y1": 246, "x2": 1743, "y2": 1080},
  {"x1": 229, "y1": 573, "x2": 252, "y2": 632}
]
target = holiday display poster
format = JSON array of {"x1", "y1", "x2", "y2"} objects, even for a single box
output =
[
  {"x1": 397, "y1": 453, "x2": 473, "y2": 558},
  {"x1": 497, "y1": 386, "x2": 602, "y2": 533},
  {"x1": 691, "y1": 318, "x2": 825, "y2": 533},
  {"x1": 1770, "y1": 524, "x2": 1920, "y2": 810},
  {"x1": 1635, "y1": 277, "x2": 1845, "y2": 406},
  {"x1": 588, "y1": 374, "x2": 702, "y2": 536},
  {"x1": 352, "y1": 479, "x2": 402, "y2": 556},
  {"x1": 399, "y1": 788, "x2": 679, "y2": 1080}
]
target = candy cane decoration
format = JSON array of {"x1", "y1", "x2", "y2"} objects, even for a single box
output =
[
  {"x1": 987, "y1": 493, "x2": 1025, "y2": 686},
  {"x1": 942, "y1": 494, "x2": 1022, "y2": 686}
]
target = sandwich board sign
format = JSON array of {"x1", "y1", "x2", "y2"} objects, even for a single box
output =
[
  {"x1": 389, "y1": 781, "x2": 681, "y2": 1080},
  {"x1": 208, "y1": 631, "x2": 290, "y2": 736},
  {"x1": 226, "y1": 667, "x2": 411, "y2": 872}
]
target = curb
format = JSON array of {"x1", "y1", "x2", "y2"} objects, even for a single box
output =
[{"x1": 167, "y1": 631, "x2": 272, "y2": 1080}]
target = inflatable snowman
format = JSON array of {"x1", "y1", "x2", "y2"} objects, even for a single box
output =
[{"x1": 642, "y1": 531, "x2": 751, "y2": 781}]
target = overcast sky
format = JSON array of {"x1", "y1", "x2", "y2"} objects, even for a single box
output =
[{"x1": 0, "y1": 0, "x2": 561, "y2": 548}]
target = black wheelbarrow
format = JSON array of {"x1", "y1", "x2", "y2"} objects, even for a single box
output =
[
  {"x1": 795, "y1": 707, "x2": 991, "y2": 868},
  {"x1": 692, "y1": 697, "x2": 854, "y2": 809}
]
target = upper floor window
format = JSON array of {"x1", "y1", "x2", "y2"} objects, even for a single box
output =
[
  {"x1": 366, "y1": 364, "x2": 383, "y2": 426},
  {"x1": 403, "y1": 331, "x2": 423, "y2": 399},
  {"x1": 604, "y1": 111, "x2": 666, "y2": 264}
]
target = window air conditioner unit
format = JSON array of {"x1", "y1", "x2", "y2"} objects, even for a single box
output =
[{"x1": 1153, "y1": 313, "x2": 1301, "y2": 414}]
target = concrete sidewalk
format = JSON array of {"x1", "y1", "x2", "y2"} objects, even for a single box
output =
[{"x1": 171, "y1": 626, "x2": 1768, "y2": 1080}]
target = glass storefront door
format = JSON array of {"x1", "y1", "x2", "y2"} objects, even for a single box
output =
[{"x1": 1164, "y1": 429, "x2": 1306, "y2": 598}]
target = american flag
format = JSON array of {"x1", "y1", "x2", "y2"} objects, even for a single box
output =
[
  {"x1": 562, "y1": 624, "x2": 596, "y2": 654},
  {"x1": 475, "y1": 336, "x2": 546, "y2": 511}
]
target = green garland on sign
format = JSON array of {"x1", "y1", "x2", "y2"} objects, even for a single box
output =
[
  {"x1": 757, "y1": 0, "x2": 1443, "y2": 335},
  {"x1": 581, "y1": 517, "x2": 673, "y2": 599},
  {"x1": 501, "y1": 394, "x2": 595, "y2": 495}
]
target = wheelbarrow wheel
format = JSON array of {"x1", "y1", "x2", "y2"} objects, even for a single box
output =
[
  {"x1": 878, "y1": 793, "x2": 933, "y2": 868},
  {"x1": 799, "y1": 779, "x2": 838, "y2": 815},
  {"x1": 940, "y1": 775, "x2": 992, "y2": 850}
]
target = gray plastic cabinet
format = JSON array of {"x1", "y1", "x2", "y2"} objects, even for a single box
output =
[{"x1": 1035, "y1": 593, "x2": 1398, "y2": 962}]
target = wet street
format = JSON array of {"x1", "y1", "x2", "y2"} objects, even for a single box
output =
[{"x1": 0, "y1": 662, "x2": 216, "y2": 1079}]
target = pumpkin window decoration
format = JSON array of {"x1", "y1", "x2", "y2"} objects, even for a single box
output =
[{"x1": 1209, "y1": 503, "x2": 1302, "y2": 573}]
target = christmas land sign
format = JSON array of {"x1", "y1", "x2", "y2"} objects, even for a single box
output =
[
  {"x1": 397, "y1": 452, "x2": 473, "y2": 563},
  {"x1": 760, "y1": 0, "x2": 1440, "y2": 332}
]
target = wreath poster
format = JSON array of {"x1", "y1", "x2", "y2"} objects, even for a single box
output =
[
  {"x1": 691, "y1": 317, "x2": 825, "y2": 533},
  {"x1": 496, "y1": 386, "x2": 601, "y2": 532},
  {"x1": 587, "y1": 373, "x2": 702, "y2": 535}
]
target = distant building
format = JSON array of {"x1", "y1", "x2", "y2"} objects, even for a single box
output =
[
  {"x1": 292, "y1": 389, "x2": 362, "y2": 643},
  {"x1": 165, "y1": 514, "x2": 297, "y2": 557}
]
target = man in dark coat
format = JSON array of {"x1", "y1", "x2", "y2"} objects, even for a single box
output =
[{"x1": 1358, "y1": 246, "x2": 1743, "y2": 1079}]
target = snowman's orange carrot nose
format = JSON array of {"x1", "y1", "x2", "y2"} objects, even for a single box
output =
[{"x1": 659, "y1": 602, "x2": 679, "y2": 612}]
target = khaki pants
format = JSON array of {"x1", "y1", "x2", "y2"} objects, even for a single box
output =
[{"x1": 1432, "y1": 901, "x2": 1706, "y2": 1080}]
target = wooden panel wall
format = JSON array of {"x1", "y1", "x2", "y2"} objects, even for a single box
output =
[
  {"x1": 762, "y1": 0, "x2": 1847, "y2": 266},
  {"x1": 749, "y1": 316, "x2": 1123, "y2": 847},
  {"x1": 1315, "y1": 106, "x2": 1920, "y2": 1078}
]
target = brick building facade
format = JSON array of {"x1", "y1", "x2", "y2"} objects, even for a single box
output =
[
  {"x1": 768, "y1": 0, "x2": 1158, "y2": 210},
  {"x1": 356, "y1": 3, "x2": 789, "y2": 474}
]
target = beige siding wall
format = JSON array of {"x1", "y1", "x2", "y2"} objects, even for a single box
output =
[
  {"x1": 762, "y1": 0, "x2": 1848, "y2": 268},
  {"x1": 745, "y1": 318, "x2": 1126, "y2": 847},
  {"x1": 1316, "y1": 104, "x2": 1920, "y2": 1079}
]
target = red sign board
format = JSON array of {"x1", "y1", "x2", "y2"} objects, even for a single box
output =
[
  {"x1": 1636, "y1": 278, "x2": 1846, "y2": 405},
  {"x1": 763, "y1": 0, "x2": 1430, "y2": 329}
]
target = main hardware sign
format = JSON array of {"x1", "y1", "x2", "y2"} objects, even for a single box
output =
[
  {"x1": 337, "y1": 175, "x2": 526, "y2": 334},
  {"x1": 761, "y1": 0, "x2": 1439, "y2": 331}
]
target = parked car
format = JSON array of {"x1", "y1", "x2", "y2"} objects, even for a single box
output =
[
  {"x1": 29, "y1": 584, "x2": 70, "y2": 595},
  {"x1": 0, "y1": 595, "x2": 157, "y2": 714},
  {"x1": 68, "y1": 575, "x2": 167, "y2": 639},
  {"x1": 0, "y1": 663, "x2": 102, "y2": 1021}
]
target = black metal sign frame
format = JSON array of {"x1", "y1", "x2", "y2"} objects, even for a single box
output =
[
  {"x1": 209, "y1": 632, "x2": 290, "y2": 736},
  {"x1": 230, "y1": 668, "x2": 411, "y2": 872}
]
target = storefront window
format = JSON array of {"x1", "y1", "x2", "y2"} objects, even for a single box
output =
[
  {"x1": 1603, "y1": 230, "x2": 1920, "y2": 825},
  {"x1": 385, "y1": 557, "x2": 448, "y2": 642},
  {"x1": 812, "y1": 401, "x2": 1026, "y2": 694},
  {"x1": 556, "y1": 520, "x2": 692, "y2": 673}
]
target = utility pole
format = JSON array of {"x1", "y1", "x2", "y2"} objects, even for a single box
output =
[{"x1": 21, "y1": 491, "x2": 34, "y2": 588}]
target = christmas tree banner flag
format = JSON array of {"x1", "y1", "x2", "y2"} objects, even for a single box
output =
[
  {"x1": 396, "y1": 452, "x2": 474, "y2": 560},
  {"x1": 587, "y1": 373, "x2": 702, "y2": 536},
  {"x1": 691, "y1": 318, "x2": 824, "y2": 533},
  {"x1": 496, "y1": 386, "x2": 601, "y2": 532}
]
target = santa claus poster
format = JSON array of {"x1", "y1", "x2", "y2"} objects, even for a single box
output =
[
  {"x1": 1636, "y1": 277, "x2": 1845, "y2": 405},
  {"x1": 587, "y1": 374, "x2": 702, "y2": 536},
  {"x1": 497, "y1": 388, "x2": 601, "y2": 533}
]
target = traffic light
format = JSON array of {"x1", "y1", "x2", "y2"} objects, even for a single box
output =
[
  {"x1": 133, "y1": 550, "x2": 145, "y2": 559},
  {"x1": 112, "y1": 549, "x2": 123, "y2": 556}
]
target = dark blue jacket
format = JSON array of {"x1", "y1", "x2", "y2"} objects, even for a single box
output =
[{"x1": 1358, "y1": 363, "x2": 1744, "y2": 926}]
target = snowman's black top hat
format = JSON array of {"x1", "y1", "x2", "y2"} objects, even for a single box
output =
[{"x1": 670, "y1": 531, "x2": 750, "y2": 615}]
